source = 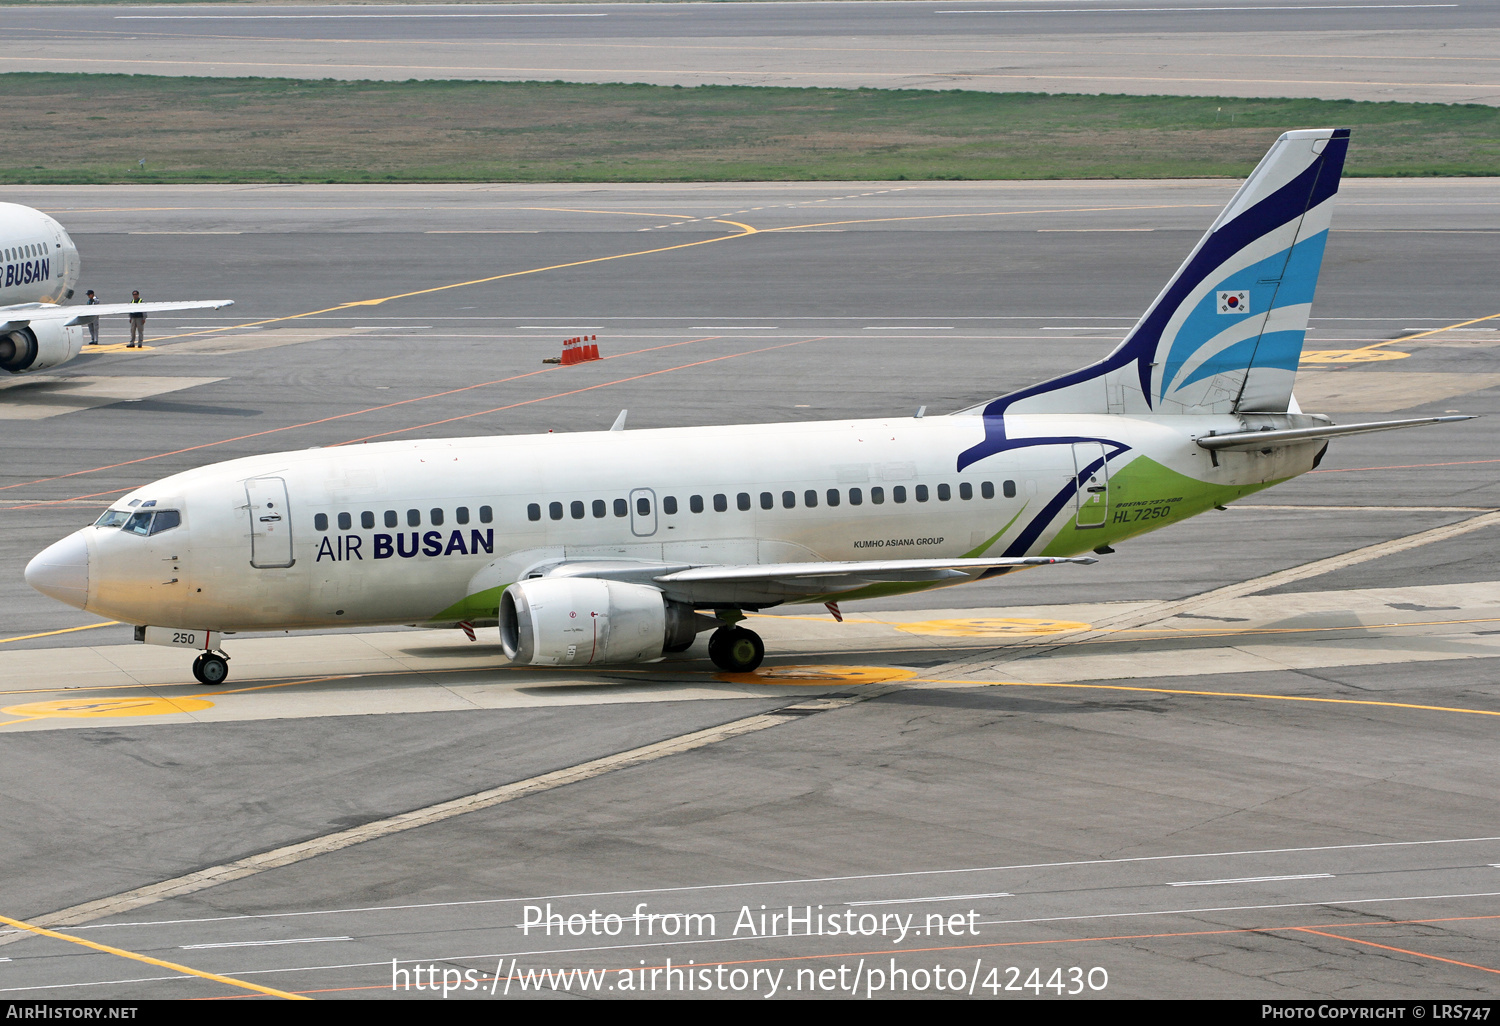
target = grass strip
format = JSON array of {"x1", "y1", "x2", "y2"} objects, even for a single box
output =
[{"x1": 3, "y1": 74, "x2": 1495, "y2": 183}]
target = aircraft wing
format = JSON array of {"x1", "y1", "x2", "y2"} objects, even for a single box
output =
[
  {"x1": 542, "y1": 555, "x2": 1096, "y2": 607},
  {"x1": 0, "y1": 299, "x2": 234, "y2": 329}
]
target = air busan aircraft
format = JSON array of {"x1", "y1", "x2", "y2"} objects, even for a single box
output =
[
  {"x1": 25, "y1": 129, "x2": 1470, "y2": 685},
  {"x1": 0, "y1": 202, "x2": 232, "y2": 374}
]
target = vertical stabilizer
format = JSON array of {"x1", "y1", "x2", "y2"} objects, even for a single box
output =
[{"x1": 960, "y1": 129, "x2": 1348, "y2": 456}]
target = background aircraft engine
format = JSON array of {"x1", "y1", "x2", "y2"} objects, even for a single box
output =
[
  {"x1": 0, "y1": 321, "x2": 84, "y2": 373},
  {"x1": 500, "y1": 577, "x2": 669, "y2": 665}
]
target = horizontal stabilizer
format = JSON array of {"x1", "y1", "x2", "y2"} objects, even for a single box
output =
[{"x1": 1197, "y1": 415, "x2": 1474, "y2": 451}]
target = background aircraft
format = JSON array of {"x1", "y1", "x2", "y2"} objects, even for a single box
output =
[
  {"x1": 0, "y1": 201, "x2": 232, "y2": 374},
  {"x1": 24, "y1": 129, "x2": 1469, "y2": 685}
]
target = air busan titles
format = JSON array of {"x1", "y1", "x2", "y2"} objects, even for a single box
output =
[
  {"x1": 26, "y1": 130, "x2": 1471, "y2": 685},
  {"x1": 0, "y1": 202, "x2": 231, "y2": 374}
]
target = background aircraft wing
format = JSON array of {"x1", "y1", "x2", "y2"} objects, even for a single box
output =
[{"x1": 0, "y1": 299, "x2": 233, "y2": 329}]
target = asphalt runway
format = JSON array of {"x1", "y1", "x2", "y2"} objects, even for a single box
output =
[
  {"x1": 2, "y1": 0, "x2": 1497, "y2": 103},
  {"x1": 1, "y1": 179, "x2": 1498, "y2": 999}
]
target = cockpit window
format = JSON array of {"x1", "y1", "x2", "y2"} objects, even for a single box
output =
[
  {"x1": 149, "y1": 510, "x2": 181, "y2": 535},
  {"x1": 121, "y1": 510, "x2": 181, "y2": 536},
  {"x1": 94, "y1": 510, "x2": 131, "y2": 528}
]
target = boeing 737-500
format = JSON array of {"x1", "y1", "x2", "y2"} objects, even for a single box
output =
[
  {"x1": 0, "y1": 202, "x2": 232, "y2": 374},
  {"x1": 25, "y1": 130, "x2": 1471, "y2": 684}
]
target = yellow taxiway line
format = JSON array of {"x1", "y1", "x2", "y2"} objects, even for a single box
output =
[{"x1": 0, "y1": 912, "x2": 309, "y2": 1000}]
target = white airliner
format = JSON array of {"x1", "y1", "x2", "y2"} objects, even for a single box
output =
[
  {"x1": 25, "y1": 130, "x2": 1469, "y2": 685},
  {"x1": 0, "y1": 202, "x2": 232, "y2": 373}
]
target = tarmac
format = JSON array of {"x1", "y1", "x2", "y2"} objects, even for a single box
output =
[{"x1": 0, "y1": 178, "x2": 1497, "y2": 999}]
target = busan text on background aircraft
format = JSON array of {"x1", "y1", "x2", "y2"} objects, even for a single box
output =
[
  {"x1": 25, "y1": 130, "x2": 1471, "y2": 685},
  {"x1": 0, "y1": 202, "x2": 231, "y2": 374}
]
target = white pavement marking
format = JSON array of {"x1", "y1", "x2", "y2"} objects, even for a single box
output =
[
  {"x1": 937, "y1": 4, "x2": 1457, "y2": 11},
  {"x1": 847, "y1": 892, "x2": 1013, "y2": 906},
  {"x1": 179, "y1": 936, "x2": 351, "y2": 950},
  {"x1": 1167, "y1": 873, "x2": 1335, "y2": 887},
  {"x1": 118, "y1": 13, "x2": 611, "y2": 19}
]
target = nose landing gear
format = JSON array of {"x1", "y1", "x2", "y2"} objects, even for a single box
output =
[
  {"x1": 707, "y1": 626, "x2": 764, "y2": 673},
  {"x1": 191, "y1": 651, "x2": 230, "y2": 686}
]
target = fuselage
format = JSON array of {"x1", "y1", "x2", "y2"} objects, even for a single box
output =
[
  {"x1": 0, "y1": 202, "x2": 80, "y2": 306},
  {"x1": 33, "y1": 412, "x2": 1321, "y2": 634}
]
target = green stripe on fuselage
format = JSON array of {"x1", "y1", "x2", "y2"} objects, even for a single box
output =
[{"x1": 1041, "y1": 454, "x2": 1287, "y2": 558}]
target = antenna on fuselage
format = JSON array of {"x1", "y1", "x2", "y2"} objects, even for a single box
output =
[{"x1": 610, "y1": 410, "x2": 628, "y2": 432}]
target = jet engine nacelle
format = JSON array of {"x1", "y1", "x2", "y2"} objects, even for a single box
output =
[
  {"x1": 0, "y1": 320, "x2": 85, "y2": 374},
  {"x1": 500, "y1": 577, "x2": 678, "y2": 665}
]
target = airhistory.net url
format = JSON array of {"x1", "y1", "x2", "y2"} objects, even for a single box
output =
[{"x1": 391, "y1": 958, "x2": 1109, "y2": 998}]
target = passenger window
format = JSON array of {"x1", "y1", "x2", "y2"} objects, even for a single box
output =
[
  {"x1": 123, "y1": 512, "x2": 153, "y2": 536},
  {"x1": 148, "y1": 510, "x2": 181, "y2": 535},
  {"x1": 362, "y1": 511, "x2": 375, "y2": 529},
  {"x1": 737, "y1": 493, "x2": 751, "y2": 511},
  {"x1": 690, "y1": 495, "x2": 704, "y2": 514},
  {"x1": 385, "y1": 510, "x2": 398, "y2": 528},
  {"x1": 893, "y1": 486, "x2": 907, "y2": 503},
  {"x1": 826, "y1": 489, "x2": 840, "y2": 507},
  {"x1": 338, "y1": 512, "x2": 352, "y2": 530},
  {"x1": 664, "y1": 496, "x2": 678, "y2": 515},
  {"x1": 456, "y1": 507, "x2": 470, "y2": 525},
  {"x1": 760, "y1": 492, "x2": 773, "y2": 510},
  {"x1": 848, "y1": 488, "x2": 862, "y2": 506},
  {"x1": 959, "y1": 482, "x2": 972, "y2": 500},
  {"x1": 431, "y1": 508, "x2": 445, "y2": 526},
  {"x1": 593, "y1": 499, "x2": 607, "y2": 518},
  {"x1": 782, "y1": 490, "x2": 795, "y2": 509},
  {"x1": 614, "y1": 498, "x2": 628, "y2": 517},
  {"x1": 916, "y1": 485, "x2": 930, "y2": 502},
  {"x1": 637, "y1": 496, "x2": 651, "y2": 516},
  {"x1": 407, "y1": 509, "x2": 421, "y2": 527},
  {"x1": 871, "y1": 487, "x2": 884, "y2": 504},
  {"x1": 570, "y1": 500, "x2": 585, "y2": 520},
  {"x1": 314, "y1": 513, "x2": 328, "y2": 532},
  {"x1": 937, "y1": 483, "x2": 951, "y2": 501},
  {"x1": 1004, "y1": 480, "x2": 1017, "y2": 498},
  {"x1": 480, "y1": 506, "x2": 493, "y2": 523},
  {"x1": 714, "y1": 494, "x2": 728, "y2": 513},
  {"x1": 981, "y1": 481, "x2": 995, "y2": 499},
  {"x1": 804, "y1": 490, "x2": 818, "y2": 508},
  {"x1": 527, "y1": 503, "x2": 541, "y2": 522},
  {"x1": 549, "y1": 501, "x2": 563, "y2": 521}
]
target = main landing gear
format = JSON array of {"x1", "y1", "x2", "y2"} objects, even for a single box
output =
[
  {"x1": 708, "y1": 626, "x2": 764, "y2": 673},
  {"x1": 191, "y1": 651, "x2": 230, "y2": 686}
]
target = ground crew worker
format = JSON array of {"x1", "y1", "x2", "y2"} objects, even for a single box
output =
[
  {"x1": 127, "y1": 290, "x2": 146, "y2": 347},
  {"x1": 85, "y1": 290, "x2": 99, "y2": 344}
]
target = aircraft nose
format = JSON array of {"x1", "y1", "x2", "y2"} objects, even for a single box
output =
[{"x1": 25, "y1": 531, "x2": 90, "y2": 609}]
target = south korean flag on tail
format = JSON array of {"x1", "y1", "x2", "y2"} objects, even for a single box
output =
[{"x1": 1218, "y1": 290, "x2": 1251, "y2": 314}]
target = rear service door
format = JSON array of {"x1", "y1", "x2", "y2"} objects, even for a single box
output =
[
  {"x1": 1071, "y1": 443, "x2": 1109, "y2": 529},
  {"x1": 246, "y1": 476, "x2": 295, "y2": 568}
]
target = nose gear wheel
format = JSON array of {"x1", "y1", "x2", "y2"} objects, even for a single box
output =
[{"x1": 192, "y1": 652, "x2": 230, "y2": 686}]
